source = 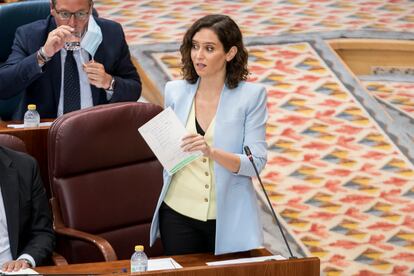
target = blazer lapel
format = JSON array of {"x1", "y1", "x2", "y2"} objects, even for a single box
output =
[
  {"x1": 91, "y1": 47, "x2": 104, "y2": 105},
  {"x1": 212, "y1": 84, "x2": 229, "y2": 125},
  {"x1": 90, "y1": 82, "x2": 101, "y2": 105},
  {"x1": 0, "y1": 151, "x2": 19, "y2": 259},
  {"x1": 210, "y1": 84, "x2": 229, "y2": 149},
  {"x1": 46, "y1": 17, "x2": 62, "y2": 109},
  {"x1": 175, "y1": 80, "x2": 198, "y2": 125},
  {"x1": 91, "y1": 18, "x2": 105, "y2": 105},
  {"x1": 48, "y1": 52, "x2": 62, "y2": 109}
]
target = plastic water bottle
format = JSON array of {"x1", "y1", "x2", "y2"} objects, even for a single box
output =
[
  {"x1": 130, "y1": 245, "x2": 148, "y2": 273},
  {"x1": 24, "y1": 104, "x2": 40, "y2": 127}
]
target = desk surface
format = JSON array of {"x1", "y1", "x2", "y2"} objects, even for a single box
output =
[
  {"x1": 36, "y1": 249, "x2": 320, "y2": 276},
  {"x1": 0, "y1": 120, "x2": 52, "y2": 131}
]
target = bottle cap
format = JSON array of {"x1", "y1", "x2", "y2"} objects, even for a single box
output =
[
  {"x1": 28, "y1": 104, "x2": 36, "y2": 110},
  {"x1": 135, "y1": 245, "x2": 144, "y2": 252}
]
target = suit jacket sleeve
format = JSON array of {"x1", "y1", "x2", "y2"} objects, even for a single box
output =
[
  {"x1": 20, "y1": 157, "x2": 55, "y2": 266},
  {"x1": 0, "y1": 26, "x2": 44, "y2": 100},
  {"x1": 107, "y1": 22, "x2": 141, "y2": 103}
]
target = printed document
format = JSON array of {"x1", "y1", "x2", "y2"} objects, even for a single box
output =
[
  {"x1": 148, "y1": 258, "x2": 182, "y2": 270},
  {"x1": 0, "y1": 268, "x2": 38, "y2": 275},
  {"x1": 7, "y1": 122, "x2": 53, "y2": 129},
  {"x1": 138, "y1": 107, "x2": 202, "y2": 175}
]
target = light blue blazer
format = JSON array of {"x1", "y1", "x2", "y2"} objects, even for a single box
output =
[{"x1": 150, "y1": 79, "x2": 268, "y2": 255}]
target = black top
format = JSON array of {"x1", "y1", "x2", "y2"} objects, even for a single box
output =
[{"x1": 195, "y1": 117, "x2": 205, "y2": 136}]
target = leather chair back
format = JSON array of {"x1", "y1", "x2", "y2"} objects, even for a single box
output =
[
  {"x1": 0, "y1": 0, "x2": 50, "y2": 63},
  {"x1": 0, "y1": 133, "x2": 67, "y2": 266},
  {"x1": 0, "y1": 0, "x2": 98, "y2": 121},
  {"x1": 0, "y1": 134, "x2": 27, "y2": 153},
  {"x1": 0, "y1": 0, "x2": 99, "y2": 62},
  {"x1": 0, "y1": 0, "x2": 49, "y2": 121},
  {"x1": 48, "y1": 102, "x2": 164, "y2": 263}
]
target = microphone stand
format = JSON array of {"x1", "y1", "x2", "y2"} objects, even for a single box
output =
[{"x1": 244, "y1": 146, "x2": 297, "y2": 259}]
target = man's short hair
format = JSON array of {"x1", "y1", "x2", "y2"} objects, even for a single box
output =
[{"x1": 52, "y1": 0, "x2": 93, "y2": 8}]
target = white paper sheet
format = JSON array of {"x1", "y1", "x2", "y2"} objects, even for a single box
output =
[
  {"x1": 7, "y1": 122, "x2": 53, "y2": 129},
  {"x1": 148, "y1": 258, "x2": 182, "y2": 271},
  {"x1": 138, "y1": 107, "x2": 202, "y2": 175},
  {"x1": 206, "y1": 255, "x2": 286, "y2": 266},
  {"x1": 0, "y1": 268, "x2": 38, "y2": 275}
]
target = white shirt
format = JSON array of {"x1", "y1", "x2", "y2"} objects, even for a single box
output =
[
  {"x1": 0, "y1": 187, "x2": 12, "y2": 266},
  {"x1": 0, "y1": 187, "x2": 35, "y2": 267},
  {"x1": 57, "y1": 49, "x2": 93, "y2": 117},
  {"x1": 57, "y1": 49, "x2": 113, "y2": 117}
]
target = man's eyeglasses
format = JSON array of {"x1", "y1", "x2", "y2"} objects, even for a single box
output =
[{"x1": 54, "y1": 10, "x2": 89, "y2": 21}]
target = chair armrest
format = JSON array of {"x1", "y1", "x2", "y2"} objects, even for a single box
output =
[
  {"x1": 52, "y1": 252, "x2": 68, "y2": 266},
  {"x1": 50, "y1": 197, "x2": 118, "y2": 262}
]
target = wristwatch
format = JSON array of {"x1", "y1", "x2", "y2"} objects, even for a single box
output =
[
  {"x1": 19, "y1": 258, "x2": 32, "y2": 268},
  {"x1": 108, "y1": 77, "x2": 116, "y2": 91}
]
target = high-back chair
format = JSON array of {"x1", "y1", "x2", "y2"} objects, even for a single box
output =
[
  {"x1": 0, "y1": 0, "x2": 50, "y2": 64},
  {"x1": 0, "y1": 0, "x2": 99, "y2": 63},
  {"x1": 0, "y1": 133, "x2": 68, "y2": 266},
  {"x1": 48, "y1": 102, "x2": 164, "y2": 264},
  {"x1": 0, "y1": 134, "x2": 27, "y2": 153},
  {"x1": 0, "y1": 0, "x2": 50, "y2": 120},
  {"x1": 0, "y1": 0, "x2": 98, "y2": 120}
]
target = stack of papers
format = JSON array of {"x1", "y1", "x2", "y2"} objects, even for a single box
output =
[
  {"x1": 7, "y1": 122, "x2": 54, "y2": 129},
  {"x1": 148, "y1": 258, "x2": 182, "y2": 271},
  {"x1": 138, "y1": 107, "x2": 202, "y2": 175},
  {"x1": 0, "y1": 268, "x2": 38, "y2": 275}
]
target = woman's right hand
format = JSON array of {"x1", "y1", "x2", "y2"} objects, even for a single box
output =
[{"x1": 181, "y1": 133, "x2": 212, "y2": 157}]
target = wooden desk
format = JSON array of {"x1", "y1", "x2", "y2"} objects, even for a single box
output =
[
  {"x1": 0, "y1": 120, "x2": 52, "y2": 197},
  {"x1": 36, "y1": 249, "x2": 320, "y2": 275}
]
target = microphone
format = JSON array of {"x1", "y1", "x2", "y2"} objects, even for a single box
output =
[{"x1": 244, "y1": 146, "x2": 297, "y2": 259}]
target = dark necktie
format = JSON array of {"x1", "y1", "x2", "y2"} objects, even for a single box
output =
[{"x1": 63, "y1": 50, "x2": 80, "y2": 114}]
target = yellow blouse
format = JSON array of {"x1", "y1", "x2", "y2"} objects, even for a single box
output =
[{"x1": 164, "y1": 101, "x2": 216, "y2": 221}]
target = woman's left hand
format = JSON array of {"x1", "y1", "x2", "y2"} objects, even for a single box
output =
[{"x1": 181, "y1": 133, "x2": 212, "y2": 157}]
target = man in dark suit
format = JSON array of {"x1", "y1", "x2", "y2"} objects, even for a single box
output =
[
  {"x1": 0, "y1": 146, "x2": 54, "y2": 272},
  {"x1": 0, "y1": 0, "x2": 141, "y2": 119}
]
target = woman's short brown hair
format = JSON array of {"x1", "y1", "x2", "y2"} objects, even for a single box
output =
[{"x1": 180, "y1": 14, "x2": 249, "y2": 89}]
